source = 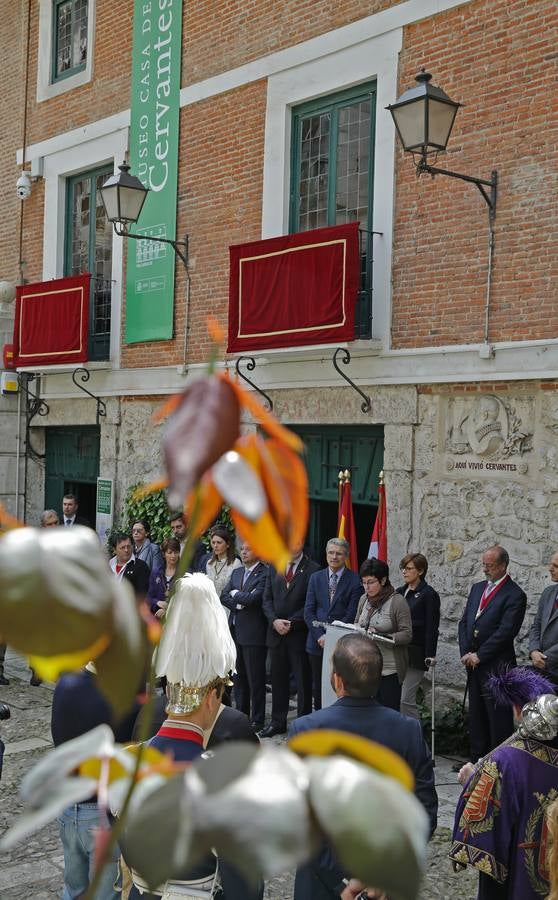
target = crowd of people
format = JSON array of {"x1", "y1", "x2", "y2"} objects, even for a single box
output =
[{"x1": 6, "y1": 493, "x2": 558, "y2": 899}]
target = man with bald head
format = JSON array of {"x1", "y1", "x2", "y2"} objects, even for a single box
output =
[
  {"x1": 529, "y1": 550, "x2": 558, "y2": 685},
  {"x1": 458, "y1": 545, "x2": 527, "y2": 762}
]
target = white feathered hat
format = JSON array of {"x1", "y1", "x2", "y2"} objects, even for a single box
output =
[{"x1": 156, "y1": 572, "x2": 236, "y2": 714}]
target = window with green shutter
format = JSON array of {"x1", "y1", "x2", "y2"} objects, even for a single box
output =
[{"x1": 290, "y1": 83, "x2": 376, "y2": 339}]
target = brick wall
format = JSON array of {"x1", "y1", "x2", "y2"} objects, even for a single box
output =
[
  {"x1": 0, "y1": 5, "x2": 27, "y2": 287},
  {"x1": 391, "y1": 0, "x2": 558, "y2": 348},
  {"x1": 2, "y1": 0, "x2": 557, "y2": 367},
  {"x1": 120, "y1": 79, "x2": 266, "y2": 368}
]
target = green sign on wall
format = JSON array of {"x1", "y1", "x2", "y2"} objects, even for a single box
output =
[{"x1": 126, "y1": 0, "x2": 183, "y2": 343}]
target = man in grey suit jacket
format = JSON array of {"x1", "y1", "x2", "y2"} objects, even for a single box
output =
[{"x1": 529, "y1": 551, "x2": 558, "y2": 683}]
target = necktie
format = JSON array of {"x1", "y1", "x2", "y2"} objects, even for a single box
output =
[
  {"x1": 65, "y1": 518, "x2": 71, "y2": 526},
  {"x1": 285, "y1": 563, "x2": 295, "y2": 584},
  {"x1": 329, "y1": 571, "x2": 338, "y2": 604},
  {"x1": 242, "y1": 568, "x2": 249, "y2": 588}
]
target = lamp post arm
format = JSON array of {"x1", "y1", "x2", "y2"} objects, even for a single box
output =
[
  {"x1": 113, "y1": 223, "x2": 189, "y2": 269},
  {"x1": 416, "y1": 160, "x2": 497, "y2": 219}
]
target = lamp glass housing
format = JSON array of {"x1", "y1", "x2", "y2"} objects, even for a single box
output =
[
  {"x1": 387, "y1": 72, "x2": 461, "y2": 157},
  {"x1": 100, "y1": 164, "x2": 149, "y2": 226}
]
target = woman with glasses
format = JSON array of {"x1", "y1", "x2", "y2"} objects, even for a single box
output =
[
  {"x1": 397, "y1": 553, "x2": 440, "y2": 719},
  {"x1": 355, "y1": 558, "x2": 412, "y2": 710}
]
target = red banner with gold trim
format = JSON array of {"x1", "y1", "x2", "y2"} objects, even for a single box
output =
[
  {"x1": 228, "y1": 223, "x2": 360, "y2": 352},
  {"x1": 13, "y1": 275, "x2": 90, "y2": 367}
]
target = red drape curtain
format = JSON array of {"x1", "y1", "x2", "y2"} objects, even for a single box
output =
[
  {"x1": 13, "y1": 274, "x2": 90, "y2": 367},
  {"x1": 228, "y1": 223, "x2": 360, "y2": 353}
]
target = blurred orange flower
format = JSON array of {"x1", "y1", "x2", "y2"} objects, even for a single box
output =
[{"x1": 149, "y1": 369, "x2": 308, "y2": 571}]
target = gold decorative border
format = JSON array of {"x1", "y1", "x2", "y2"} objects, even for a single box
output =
[{"x1": 237, "y1": 237, "x2": 348, "y2": 338}]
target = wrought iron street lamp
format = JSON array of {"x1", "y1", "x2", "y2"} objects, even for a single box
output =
[
  {"x1": 386, "y1": 70, "x2": 497, "y2": 220},
  {"x1": 100, "y1": 163, "x2": 189, "y2": 267}
]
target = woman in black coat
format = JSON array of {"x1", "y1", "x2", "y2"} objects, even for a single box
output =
[{"x1": 397, "y1": 553, "x2": 440, "y2": 719}]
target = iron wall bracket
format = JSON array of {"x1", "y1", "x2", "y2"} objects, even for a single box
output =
[
  {"x1": 71, "y1": 368, "x2": 107, "y2": 425},
  {"x1": 234, "y1": 356, "x2": 273, "y2": 411},
  {"x1": 332, "y1": 347, "x2": 371, "y2": 414}
]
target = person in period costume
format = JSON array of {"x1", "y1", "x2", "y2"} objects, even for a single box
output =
[
  {"x1": 221, "y1": 543, "x2": 268, "y2": 731},
  {"x1": 127, "y1": 572, "x2": 236, "y2": 900},
  {"x1": 304, "y1": 538, "x2": 362, "y2": 711},
  {"x1": 397, "y1": 552, "x2": 440, "y2": 719},
  {"x1": 260, "y1": 546, "x2": 319, "y2": 736},
  {"x1": 458, "y1": 544, "x2": 527, "y2": 761},
  {"x1": 529, "y1": 550, "x2": 558, "y2": 685},
  {"x1": 355, "y1": 557, "x2": 412, "y2": 711},
  {"x1": 290, "y1": 633, "x2": 437, "y2": 900},
  {"x1": 450, "y1": 667, "x2": 558, "y2": 900}
]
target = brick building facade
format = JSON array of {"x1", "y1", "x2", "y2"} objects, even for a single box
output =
[{"x1": 0, "y1": 0, "x2": 557, "y2": 688}]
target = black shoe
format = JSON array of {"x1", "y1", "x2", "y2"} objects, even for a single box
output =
[
  {"x1": 250, "y1": 721, "x2": 265, "y2": 732},
  {"x1": 0, "y1": 675, "x2": 9, "y2": 686},
  {"x1": 259, "y1": 724, "x2": 287, "y2": 738},
  {"x1": 30, "y1": 675, "x2": 42, "y2": 686},
  {"x1": 451, "y1": 761, "x2": 467, "y2": 773}
]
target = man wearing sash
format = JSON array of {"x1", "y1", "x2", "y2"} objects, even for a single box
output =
[
  {"x1": 458, "y1": 545, "x2": 526, "y2": 762},
  {"x1": 128, "y1": 572, "x2": 236, "y2": 899}
]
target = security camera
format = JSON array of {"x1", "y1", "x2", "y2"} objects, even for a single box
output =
[{"x1": 16, "y1": 172, "x2": 32, "y2": 201}]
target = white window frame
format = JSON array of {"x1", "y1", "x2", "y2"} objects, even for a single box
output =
[
  {"x1": 37, "y1": 0, "x2": 96, "y2": 102},
  {"x1": 261, "y1": 27, "x2": 402, "y2": 348},
  {"x1": 42, "y1": 127, "x2": 128, "y2": 367}
]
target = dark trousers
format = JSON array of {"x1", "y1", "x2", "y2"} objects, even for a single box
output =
[
  {"x1": 234, "y1": 644, "x2": 266, "y2": 727},
  {"x1": 270, "y1": 631, "x2": 312, "y2": 726},
  {"x1": 468, "y1": 666, "x2": 514, "y2": 762},
  {"x1": 376, "y1": 673, "x2": 401, "y2": 711},
  {"x1": 0, "y1": 643, "x2": 6, "y2": 674},
  {"x1": 308, "y1": 652, "x2": 323, "y2": 711}
]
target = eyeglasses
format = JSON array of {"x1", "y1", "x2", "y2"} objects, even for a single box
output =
[
  {"x1": 402, "y1": 565, "x2": 417, "y2": 572},
  {"x1": 362, "y1": 579, "x2": 379, "y2": 587}
]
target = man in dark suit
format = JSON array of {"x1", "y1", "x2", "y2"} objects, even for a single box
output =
[
  {"x1": 109, "y1": 533, "x2": 150, "y2": 598},
  {"x1": 289, "y1": 633, "x2": 437, "y2": 899},
  {"x1": 169, "y1": 511, "x2": 209, "y2": 573},
  {"x1": 458, "y1": 544, "x2": 527, "y2": 762},
  {"x1": 529, "y1": 550, "x2": 558, "y2": 684},
  {"x1": 221, "y1": 543, "x2": 268, "y2": 730},
  {"x1": 260, "y1": 547, "x2": 320, "y2": 737},
  {"x1": 61, "y1": 493, "x2": 91, "y2": 527},
  {"x1": 304, "y1": 538, "x2": 362, "y2": 710}
]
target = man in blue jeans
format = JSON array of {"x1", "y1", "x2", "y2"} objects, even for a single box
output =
[{"x1": 51, "y1": 665, "x2": 140, "y2": 900}]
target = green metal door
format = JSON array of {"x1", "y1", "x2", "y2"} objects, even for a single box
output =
[
  {"x1": 44, "y1": 426, "x2": 100, "y2": 523},
  {"x1": 291, "y1": 425, "x2": 383, "y2": 566}
]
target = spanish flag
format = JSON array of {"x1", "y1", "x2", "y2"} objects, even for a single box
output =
[{"x1": 338, "y1": 477, "x2": 358, "y2": 571}]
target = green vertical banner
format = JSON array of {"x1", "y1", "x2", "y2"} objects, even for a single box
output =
[{"x1": 126, "y1": 0, "x2": 183, "y2": 343}]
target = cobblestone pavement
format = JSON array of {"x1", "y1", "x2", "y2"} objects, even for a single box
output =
[{"x1": 0, "y1": 650, "x2": 476, "y2": 899}]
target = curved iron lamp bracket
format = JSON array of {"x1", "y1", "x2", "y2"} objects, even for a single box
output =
[
  {"x1": 234, "y1": 356, "x2": 273, "y2": 412},
  {"x1": 71, "y1": 367, "x2": 107, "y2": 425},
  {"x1": 332, "y1": 347, "x2": 371, "y2": 414},
  {"x1": 17, "y1": 372, "x2": 50, "y2": 420}
]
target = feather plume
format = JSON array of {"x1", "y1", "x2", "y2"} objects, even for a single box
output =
[
  {"x1": 156, "y1": 573, "x2": 236, "y2": 685},
  {"x1": 486, "y1": 666, "x2": 555, "y2": 708}
]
